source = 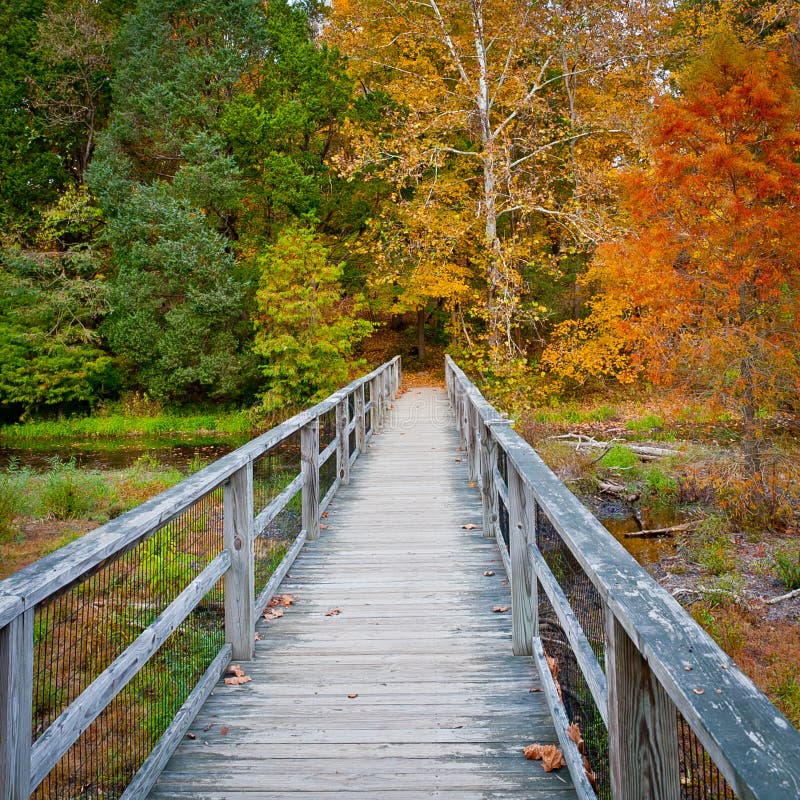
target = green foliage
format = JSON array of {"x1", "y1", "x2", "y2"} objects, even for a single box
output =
[
  {"x1": 39, "y1": 459, "x2": 110, "y2": 520},
  {"x1": 643, "y1": 466, "x2": 678, "y2": 498},
  {"x1": 626, "y1": 414, "x2": 665, "y2": 432},
  {"x1": 253, "y1": 226, "x2": 373, "y2": 411},
  {"x1": 0, "y1": 464, "x2": 33, "y2": 541},
  {"x1": 598, "y1": 445, "x2": 638, "y2": 470},
  {"x1": 0, "y1": 249, "x2": 117, "y2": 416},
  {"x1": 773, "y1": 548, "x2": 800, "y2": 591},
  {"x1": 691, "y1": 515, "x2": 736, "y2": 576},
  {"x1": 140, "y1": 527, "x2": 197, "y2": 598}
]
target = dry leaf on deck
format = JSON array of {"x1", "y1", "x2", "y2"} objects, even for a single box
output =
[
  {"x1": 483, "y1": 570, "x2": 495, "y2": 577},
  {"x1": 523, "y1": 743, "x2": 565, "y2": 772},
  {"x1": 462, "y1": 523, "x2": 478, "y2": 530},
  {"x1": 492, "y1": 605, "x2": 509, "y2": 613},
  {"x1": 220, "y1": 725, "x2": 229, "y2": 735},
  {"x1": 262, "y1": 608, "x2": 284, "y2": 621},
  {"x1": 347, "y1": 693, "x2": 358, "y2": 699},
  {"x1": 325, "y1": 608, "x2": 341, "y2": 616},
  {"x1": 224, "y1": 675, "x2": 252, "y2": 685}
]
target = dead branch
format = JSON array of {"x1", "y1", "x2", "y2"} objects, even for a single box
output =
[
  {"x1": 552, "y1": 433, "x2": 677, "y2": 460},
  {"x1": 623, "y1": 520, "x2": 703, "y2": 538},
  {"x1": 764, "y1": 587, "x2": 800, "y2": 605}
]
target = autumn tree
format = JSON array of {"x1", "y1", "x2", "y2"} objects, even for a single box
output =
[
  {"x1": 571, "y1": 31, "x2": 800, "y2": 475},
  {"x1": 329, "y1": 0, "x2": 666, "y2": 364},
  {"x1": 253, "y1": 226, "x2": 373, "y2": 411}
]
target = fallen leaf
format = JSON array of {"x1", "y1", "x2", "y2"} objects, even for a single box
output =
[
  {"x1": 262, "y1": 608, "x2": 284, "y2": 621},
  {"x1": 187, "y1": 733, "x2": 196, "y2": 740},
  {"x1": 462, "y1": 523, "x2": 478, "y2": 530},
  {"x1": 220, "y1": 725, "x2": 229, "y2": 735},
  {"x1": 469, "y1": 481, "x2": 475, "y2": 488},
  {"x1": 325, "y1": 608, "x2": 341, "y2": 616},
  {"x1": 483, "y1": 570, "x2": 495, "y2": 577},
  {"x1": 225, "y1": 665, "x2": 246, "y2": 678},
  {"x1": 492, "y1": 605, "x2": 509, "y2": 613},
  {"x1": 320, "y1": 524, "x2": 328, "y2": 530},
  {"x1": 224, "y1": 675, "x2": 252, "y2": 685},
  {"x1": 684, "y1": 665, "x2": 693, "y2": 671},
  {"x1": 455, "y1": 457, "x2": 463, "y2": 462},
  {"x1": 523, "y1": 744, "x2": 565, "y2": 772},
  {"x1": 321, "y1": 511, "x2": 329, "y2": 518},
  {"x1": 203, "y1": 723, "x2": 212, "y2": 732},
  {"x1": 567, "y1": 722, "x2": 585, "y2": 754},
  {"x1": 278, "y1": 594, "x2": 294, "y2": 607},
  {"x1": 693, "y1": 688, "x2": 704, "y2": 695},
  {"x1": 347, "y1": 693, "x2": 358, "y2": 699}
]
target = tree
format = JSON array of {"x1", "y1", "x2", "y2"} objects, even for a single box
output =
[
  {"x1": 582, "y1": 31, "x2": 800, "y2": 475},
  {"x1": 253, "y1": 226, "x2": 373, "y2": 411},
  {"x1": 329, "y1": 0, "x2": 665, "y2": 364}
]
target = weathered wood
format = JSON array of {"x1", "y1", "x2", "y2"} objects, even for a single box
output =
[
  {"x1": 508, "y1": 465, "x2": 533, "y2": 656},
  {"x1": 765, "y1": 586, "x2": 800, "y2": 605},
  {"x1": 531, "y1": 637, "x2": 598, "y2": 800},
  {"x1": 224, "y1": 463, "x2": 254, "y2": 661},
  {"x1": 149, "y1": 387, "x2": 574, "y2": 800},
  {"x1": 301, "y1": 418, "x2": 320, "y2": 541},
  {"x1": 319, "y1": 477, "x2": 340, "y2": 516},
  {"x1": 30, "y1": 551, "x2": 231, "y2": 793},
  {"x1": 319, "y1": 437, "x2": 337, "y2": 467},
  {"x1": 0, "y1": 607, "x2": 33, "y2": 800},
  {"x1": 0, "y1": 359, "x2": 400, "y2": 619},
  {"x1": 605, "y1": 608, "x2": 681, "y2": 800},
  {"x1": 623, "y1": 520, "x2": 701, "y2": 538},
  {"x1": 253, "y1": 472, "x2": 303, "y2": 536},
  {"x1": 481, "y1": 429, "x2": 498, "y2": 540},
  {"x1": 446, "y1": 354, "x2": 800, "y2": 800},
  {"x1": 528, "y1": 544, "x2": 607, "y2": 724},
  {"x1": 254, "y1": 531, "x2": 308, "y2": 618},
  {"x1": 336, "y1": 400, "x2": 350, "y2": 485},
  {"x1": 355, "y1": 383, "x2": 366, "y2": 454},
  {"x1": 119, "y1": 644, "x2": 232, "y2": 800}
]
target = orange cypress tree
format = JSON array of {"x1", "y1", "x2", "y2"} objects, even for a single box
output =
[{"x1": 594, "y1": 31, "x2": 800, "y2": 475}]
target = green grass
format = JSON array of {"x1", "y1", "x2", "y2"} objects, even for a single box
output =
[
  {"x1": 0, "y1": 410, "x2": 255, "y2": 442},
  {"x1": 598, "y1": 444, "x2": 639, "y2": 470},
  {"x1": 533, "y1": 402, "x2": 617, "y2": 426},
  {"x1": 773, "y1": 548, "x2": 800, "y2": 590},
  {"x1": 643, "y1": 466, "x2": 678, "y2": 498}
]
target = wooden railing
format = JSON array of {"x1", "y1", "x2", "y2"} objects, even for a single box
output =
[
  {"x1": 0, "y1": 356, "x2": 401, "y2": 800},
  {"x1": 445, "y1": 355, "x2": 800, "y2": 800}
]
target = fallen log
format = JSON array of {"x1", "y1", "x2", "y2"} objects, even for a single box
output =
[
  {"x1": 623, "y1": 520, "x2": 703, "y2": 538},
  {"x1": 764, "y1": 587, "x2": 800, "y2": 605},
  {"x1": 552, "y1": 433, "x2": 678, "y2": 459}
]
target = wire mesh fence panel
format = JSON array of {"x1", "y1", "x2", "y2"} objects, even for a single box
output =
[
  {"x1": 677, "y1": 714, "x2": 738, "y2": 800},
  {"x1": 252, "y1": 431, "x2": 302, "y2": 599},
  {"x1": 252, "y1": 430, "x2": 301, "y2": 519},
  {"x1": 255, "y1": 502, "x2": 302, "y2": 599},
  {"x1": 535, "y1": 502, "x2": 608, "y2": 799},
  {"x1": 32, "y1": 486, "x2": 225, "y2": 800}
]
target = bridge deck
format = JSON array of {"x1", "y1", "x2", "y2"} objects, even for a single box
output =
[{"x1": 149, "y1": 387, "x2": 577, "y2": 799}]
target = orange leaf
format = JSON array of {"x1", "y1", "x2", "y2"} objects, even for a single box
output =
[
  {"x1": 325, "y1": 608, "x2": 341, "y2": 616},
  {"x1": 492, "y1": 605, "x2": 509, "y2": 613},
  {"x1": 224, "y1": 675, "x2": 252, "y2": 685}
]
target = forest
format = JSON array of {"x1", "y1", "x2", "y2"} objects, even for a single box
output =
[{"x1": 1, "y1": 0, "x2": 799, "y2": 721}]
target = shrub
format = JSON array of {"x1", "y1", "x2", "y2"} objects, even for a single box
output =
[
  {"x1": 773, "y1": 548, "x2": 800, "y2": 590},
  {"x1": 39, "y1": 459, "x2": 109, "y2": 520}
]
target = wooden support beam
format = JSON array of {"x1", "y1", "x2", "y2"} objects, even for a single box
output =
[
  {"x1": 301, "y1": 418, "x2": 320, "y2": 541},
  {"x1": 336, "y1": 400, "x2": 350, "y2": 485},
  {"x1": 224, "y1": 462, "x2": 254, "y2": 662},
  {"x1": 0, "y1": 608, "x2": 33, "y2": 800},
  {"x1": 508, "y1": 465, "x2": 534, "y2": 656},
  {"x1": 606, "y1": 608, "x2": 681, "y2": 800},
  {"x1": 354, "y1": 384, "x2": 366, "y2": 454},
  {"x1": 482, "y1": 433, "x2": 498, "y2": 540}
]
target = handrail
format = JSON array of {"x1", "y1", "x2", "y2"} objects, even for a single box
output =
[
  {"x1": 0, "y1": 355, "x2": 401, "y2": 799},
  {"x1": 445, "y1": 354, "x2": 800, "y2": 800}
]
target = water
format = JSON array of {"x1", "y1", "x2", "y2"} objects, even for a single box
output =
[
  {"x1": 583, "y1": 495, "x2": 682, "y2": 564},
  {"x1": 0, "y1": 434, "x2": 250, "y2": 472}
]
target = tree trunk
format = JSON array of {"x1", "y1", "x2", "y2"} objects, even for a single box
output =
[{"x1": 417, "y1": 307, "x2": 426, "y2": 362}]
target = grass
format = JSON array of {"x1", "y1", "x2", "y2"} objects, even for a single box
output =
[
  {"x1": 0, "y1": 410, "x2": 256, "y2": 442},
  {"x1": 773, "y1": 547, "x2": 800, "y2": 590}
]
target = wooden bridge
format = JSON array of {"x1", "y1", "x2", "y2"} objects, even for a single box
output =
[{"x1": 1, "y1": 356, "x2": 799, "y2": 800}]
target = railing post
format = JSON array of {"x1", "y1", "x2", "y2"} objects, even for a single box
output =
[
  {"x1": 355, "y1": 384, "x2": 366, "y2": 453},
  {"x1": 302, "y1": 417, "x2": 320, "y2": 540},
  {"x1": 0, "y1": 608, "x2": 33, "y2": 799},
  {"x1": 482, "y1": 432, "x2": 498, "y2": 540},
  {"x1": 467, "y1": 404, "x2": 480, "y2": 482},
  {"x1": 508, "y1": 464, "x2": 534, "y2": 655},
  {"x1": 372, "y1": 375, "x2": 383, "y2": 431},
  {"x1": 336, "y1": 399, "x2": 350, "y2": 485},
  {"x1": 605, "y1": 608, "x2": 681, "y2": 800},
  {"x1": 224, "y1": 461, "x2": 254, "y2": 661}
]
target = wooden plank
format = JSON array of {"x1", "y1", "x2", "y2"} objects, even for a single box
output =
[
  {"x1": 354, "y1": 383, "x2": 365, "y2": 454},
  {"x1": 30, "y1": 550, "x2": 231, "y2": 793},
  {"x1": 319, "y1": 437, "x2": 338, "y2": 467},
  {"x1": 605, "y1": 609, "x2": 680, "y2": 800},
  {"x1": 119, "y1": 644, "x2": 232, "y2": 800},
  {"x1": 508, "y1": 465, "x2": 533, "y2": 656},
  {"x1": 224, "y1": 463, "x2": 254, "y2": 662},
  {"x1": 149, "y1": 387, "x2": 574, "y2": 800},
  {"x1": 337, "y1": 400, "x2": 350, "y2": 485},
  {"x1": 0, "y1": 607, "x2": 33, "y2": 800},
  {"x1": 254, "y1": 530, "x2": 307, "y2": 618},
  {"x1": 253, "y1": 472, "x2": 303, "y2": 536},
  {"x1": 301, "y1": 418, "x2": 320, "y2": 541}
]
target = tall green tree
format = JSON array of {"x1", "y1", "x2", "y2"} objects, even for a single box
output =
[{"x1": 88, "y1": 0, "x2": 268, "y2": 402}]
